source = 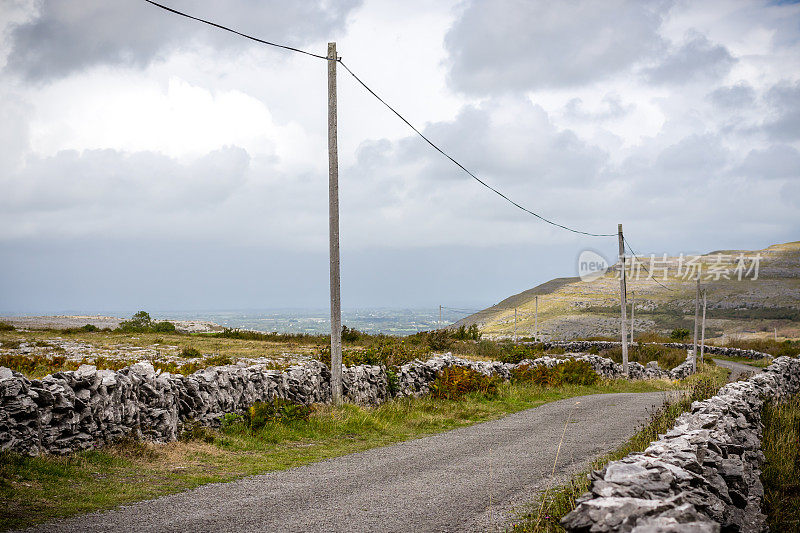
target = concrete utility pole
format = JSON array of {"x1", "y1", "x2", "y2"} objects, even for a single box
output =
[
  {"x1": 534, "y1": 296, "x2": 539, "y2": 342},
  {"x1": 692, "y1": 275, "x2": 700, "y2": 374},
  {"x1": 514, "y1": 307, "x2": 517, "y2": 343},
  {"x1": 700, "y1": 289, "x2": 707, "y2": 365},
  {"x1": 327, "y1": 42, "x2": 342, "y2": 405},
  {"x1": 618, "y1": 224, "x2": 628, "y2": 375},
  {"x1": 630, "y1": 291, "x2": 635, "y2": 345}
]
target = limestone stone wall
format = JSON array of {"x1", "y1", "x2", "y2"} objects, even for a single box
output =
[
  {"x1": 0, "y1": 351, "x2": 686, "y2": 456},
  {"x1": 561, "y1": 356, "x2": 800, "y2": 532}
]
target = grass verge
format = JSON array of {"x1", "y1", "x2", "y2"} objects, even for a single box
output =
[
  {"x1": 0, "y1": 378, "x2": 674, "y2": 531},
  {"x1": 761, "y1": 393, "x2": 800, "y2": 532},
  {"x1": 510, "y1": 363, "x2": 728, "y2": 532}
]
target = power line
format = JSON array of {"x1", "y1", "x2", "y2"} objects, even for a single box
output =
[
  {"x1": 337, "y1": 60, "x2": 615, "y2": 238},
  {"x1": 623, "y1": 237, "x2": 675, "y2": 292},
  {"x1": 143, "y1": 0, "x2": 616, "y2": 239},
  {"x1": 143, "y1": 0, "x2": 328, "y2": 60}
]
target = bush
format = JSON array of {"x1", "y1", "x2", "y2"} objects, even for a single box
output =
[
  {"x1": 428, "y1": 367, "x2": 500, "y2": 400},
  {"x1": 426, "y1": 330, "x2": 454, "y2": 350},
  {"x1": 246, "y1": 398, "x2": 314, "y2": 429},
  {"x1": 80, "y1": 324, "x2": 99, "y2": 332},
  {"x1": 512, "y1": 360, "x2": 598, "y2": 387},
  {"x1": 451, "y1": 324, "x2": 481, "y2": 341},
  {"x1": 152, "y1": 321, "x2": 176, "y2": 333},
  {"x1": 670, "y1": 328, "x2": 691, "y2": 341},
  {"x1": 558, "y1": 360, "x2": 600, "y2": 385},
  {"x1": 341, "y1": 325, "x2": 362, "y2": 342},
  {"x1": 181, "y1": 347, "x2": 202, "y2": 358},
  {"x1": 498, "y1": 343, "x2": 541, "y2": 364},
  {"x1": 0, "y1": 322, "x2": 16, "y2": 331},
  {"x1": 386, "y1": 366, "x2": 400, "y2": 396}
]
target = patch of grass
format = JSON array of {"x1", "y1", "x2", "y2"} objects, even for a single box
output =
[
  {"x1": 0, "y1": 354, "x2": 80, "y2": 378},
  {"x1": 712, "y1": 338, "x2": 800, "y2": 358},
  {"x1": 0, "y1": 377, "x2": 676, "y2": 531},
  {"x1": 600, "y1": 344, "x2": 687, "y2": 370},
  {"x1": 511, "y1": 362, "x2": 727, "y2": 532},
  {"x1": 761, "y1": 394, "x2": 800, "y2": 532}
]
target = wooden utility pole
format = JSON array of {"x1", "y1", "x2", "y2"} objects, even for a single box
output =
[
  {"x1": 618, "y1": 224, "x2": 628, "y2": 375},
  {"x1": 327, "y1": 42, "x2": 342, "y2": 405},
  {"x1": 534, "y1": 296, "x2": 539, "y2": 342},
  {"x1": 630, "y1": 291, "x2": 635, "y2": 345},
  {"x1": 700, "y1": 289, "x2": 707, "y2": 365},
  {"x1": 514, "y1": 307, "x2": 517, "y2": 343},
  {"x1": 692, "y1": 275, "x2": 700, "y2": 373}
]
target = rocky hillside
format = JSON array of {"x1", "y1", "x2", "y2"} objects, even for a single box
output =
[{"x1": 456, "y1": 241, "x2": 800, "y2": 341}]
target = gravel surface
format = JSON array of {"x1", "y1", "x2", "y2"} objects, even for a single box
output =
[
  {"x1": 20, "y1": 391, "x2": 678, "y2": 533},
  {"x1": 712, "y1": 358, "x2": 762, "y2": 381}
]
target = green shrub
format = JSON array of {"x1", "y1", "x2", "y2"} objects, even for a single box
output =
[
  {"x1": 0, "y1": 322, "x2": 16, "y2": 331},
  {"x1": 512, "y1": 360, "x2": 598, "y2": 387},
  {"x1": 80, "y1": 324, "x2": 99, "y2": 332},
  {"x1": 246, "y1": 398, "x2": 314, "y2": 429},
  {"x1": 498, "y1": 343, "x2": 541, "y2": 364},
  {"x1": 512, "y1": 364, "x2": 562, "y2": 387},
  {"x1": 1, "y1": 339, "x2": 21, "y2": 349},
  {"x1": 670, "y1": 328, "x2": 691, "y2": 341},
  {"x1": 429, "y1": 367, "x2": 500, "y2": 400},
  {"x1": 181, "y1": 347, "x2": 202, "y2": 358},
  {"x1": 450, "y1": 324, "x2": 481, "y2": 341},
  {"x1": 386, "y1": 366, "x2": 400, "y2": 396},
  {"x1": 426, "y1": 330, "x2": 454, "y2": 350},
  {"x1": 152, "y1": 321, "x2": 176, "y2": 333},
  {"x1": 341, "y1": 325, "x2": 362, "y2": 342}
]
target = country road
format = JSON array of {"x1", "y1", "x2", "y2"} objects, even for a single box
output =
[
  {"x1": 712, "y1": 358, "x2": 762, "y2": 382},
  {"x1": 22, "y1": 392, "x2": 679, "y2": 533}
]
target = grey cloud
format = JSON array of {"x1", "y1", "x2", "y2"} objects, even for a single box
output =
[
  {"x1": 347, "y1": 97, "x2": 608, "y2": 223},
  {"x1": 707, "y1": 83, "x2": 755, "y2": 108},
  {"x1": 2, "y1": 146, "x2": 250, "y2": 213},
  {"x1": 763, "y1": 80, "x2": 800, "y2": 141},
  {"x1": 655, "y1": 134, "x2": 728, "y2": 174},
  {"x1": 644, "y1": 32, "x2": 735, "y2": 85},
  {"x1": 444, "y1": 0, "x2": 670, "y2": 94},
  {"x1": 6, "y1": 0, "x2": 360, "y2": 81},
  {"x1": 564, "y1": 95, "x2": 634, "y2": 121},
  {"x1": 737, "y1": 145, "x2": 800, "y2": 180}
]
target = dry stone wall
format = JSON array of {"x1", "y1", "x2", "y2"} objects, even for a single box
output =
[
  {"x1": 530, "y1": 340, "x2": 772, "y2": 361},
  {"x1": 0, "y1": 351, "x2": 689, "y2": 456},
  {"x1": 561, "y1": 356, "x2": 800, "y2": 533}
]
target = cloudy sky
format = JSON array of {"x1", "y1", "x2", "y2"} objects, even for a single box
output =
[{"x1": 0, "y1": 0, "x2": 798, "y2": 315}]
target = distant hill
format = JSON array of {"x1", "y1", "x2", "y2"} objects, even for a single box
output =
[{"x1": 455, "y1": 241, "x2": 800, "y2": 342}]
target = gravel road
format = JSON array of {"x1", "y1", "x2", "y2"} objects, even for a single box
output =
[
  {"x1": 22, "y1": 391, "x2": 678, "y2": 533},
  {"x1": 712, "y1": 358, "x2": 762, "y2": 381}
]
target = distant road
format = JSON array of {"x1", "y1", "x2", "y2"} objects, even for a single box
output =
[
  {"x1": 713, "y1": 358, "x2": 762, "y2": 382},
  {"x1": 24, "y1": 392, "x2": 677, "y2": 533}
]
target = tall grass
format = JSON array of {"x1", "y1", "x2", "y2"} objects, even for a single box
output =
[{"x1": 761, "y1": 394, "x2": 800, "y2": 532}]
